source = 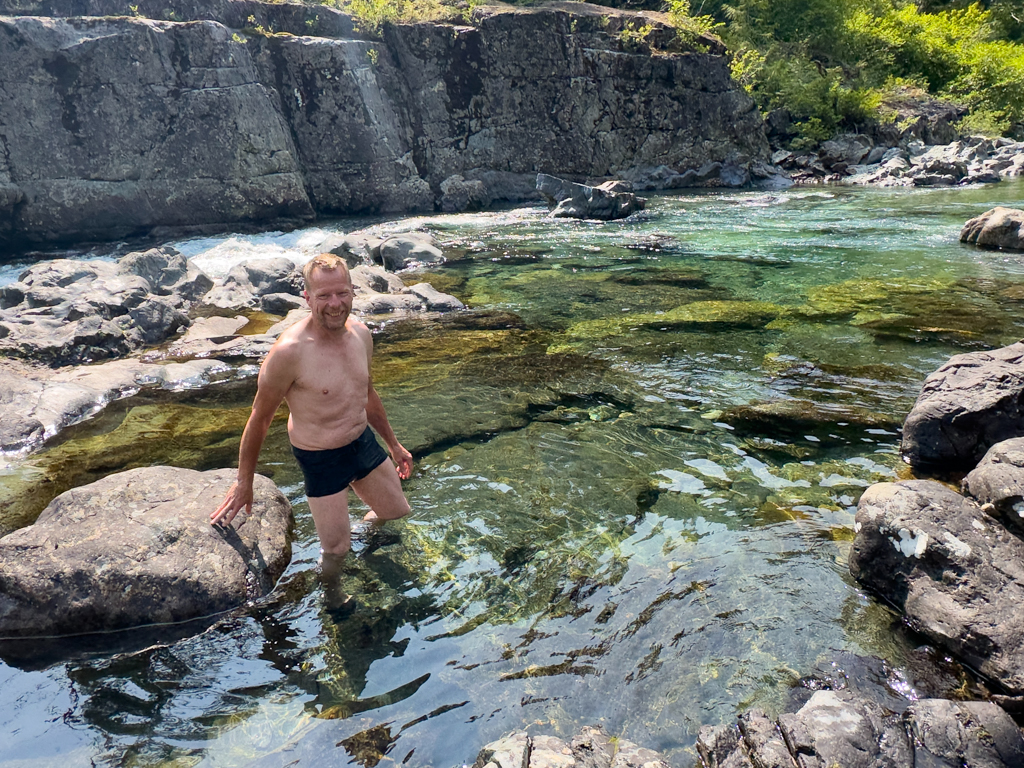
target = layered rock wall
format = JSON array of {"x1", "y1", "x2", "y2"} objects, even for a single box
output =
[{"x1": 0, "y1": 0, "x2": 769, "y2": 249}]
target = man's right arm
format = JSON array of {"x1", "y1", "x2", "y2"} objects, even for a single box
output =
[{"x1": 210, "y1": 343, "x2": 295, "y2": 526}]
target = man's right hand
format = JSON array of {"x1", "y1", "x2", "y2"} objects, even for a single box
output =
[{"x1": 211, "y1": 480, "x2": 253, "y2": 527}]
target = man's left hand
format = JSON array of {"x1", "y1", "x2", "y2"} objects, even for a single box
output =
[{"x1": 391, "y1": 443, "x2": 413, "y2": 480}]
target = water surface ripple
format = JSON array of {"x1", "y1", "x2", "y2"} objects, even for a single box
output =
[{"x1": 3, "y1": 182, "x2": 1024, "y2": 767}]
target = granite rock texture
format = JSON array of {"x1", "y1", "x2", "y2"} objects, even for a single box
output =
[
  {"x1": 850, "y1": 477, "x2": 1024, "y2": 694},
  {"x1": 0, "y1": 0, "x2": 768, "y2": 249},
  {"x1": 901, "y1": 341, "x2": 1024, "y2": 475},
  {"x1": 961, "y1": 207, "x2": 1024, "y2": 251},
  {"x1": 0, "y1": 466, "x2": 292, "y2": 637}
]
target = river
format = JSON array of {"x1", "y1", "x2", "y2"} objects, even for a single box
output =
[{"x1": 2, "y1": 181, "x2": 1024, "y2": 767}]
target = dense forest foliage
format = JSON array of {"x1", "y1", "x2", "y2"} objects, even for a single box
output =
[{"x1": 333, "y1": 0, "x2": 1024, "y2": 144}]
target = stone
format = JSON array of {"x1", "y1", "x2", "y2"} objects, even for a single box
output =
[
  {"x1": 901, "y1": 342, "x2": 1024, "y2": 475},
  {"x1": 0, "y1": 466, "x2": 292, "y2": 637},
  {"x1": 117, "y1": 246, "x2": 213, "y2": 300},
  {"x1": 960, "y1": 207, "x2": 1024, "y2": 251},
  {"x1": 474, "y1": 730, "x2": 530, "y2": 768},
  {"x1": 777, "y1": 689, "x2": 912, "y2": 767},
  {"x1": 126, "y1": 297, "x2": 191, "y2": 345},
  {"x1": 610, "y1": 740, "x2": 670, "y2": 768},
  {"x1": 696, "y1": 725, "x2": 750, "y2": 768},
  {"x1": 569, "y1": 727, "x2": 615, "y2": 768},
  {"x1": 850, "y1": 479, "x2": 1024, "y2": 693},
  {"x1": 738, "y1": 710, "x2": 797, "y2": 767},
  {"x1": 0, "y1": 357, "x2": 232, "y2": 454},
  {"x1": 963, "y1": 437, "x2": 1024, "y2": 529},
  {"x1": 260, "y1": 292, "x2": 306, "y2": 315},
  {"x1": 377, "y1": 233, "x2": 444, "y2": 272},
  {"x1": 351, "y1": 265, "x2": 406, "y2": 295},
  {"x1": 407, "y1": 283, "x2": 465, "y2": 312},
  {"x1": 352, "y1": 293, "x2": 426, "y2": 315},
  {"x1": 178, "y1": 315, "x2": 249, "y2": 343},
  {"x1": 202, "y1": 257, "x2": 302, "y2": 309},
  {"x1": 537, "y1": 174, "x2": 646, "y2": 221},
  {"x1": 530, "y1": 735, "x2": 575, "y2": 768},
  {"x1": 318, "y1": 233, "x2": 382, "y2": 268},
  {"x1": 907, "y1": 699, "x2": 1024, "y2": 767}
]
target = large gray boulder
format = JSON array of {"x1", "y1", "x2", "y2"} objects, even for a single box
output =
[
  {"x1": 118, "y1": 246, "x2": 214, "y2": 301},
  {"x1": 961, "y1": 207, "x2": 1024, "y2": 251},
  {"x1": 202, "y1": 257, "x2": 302, "y2": 309},
  {"x1": 901, "y1": 342, "x2": 1024, "y2": 475},
  {"x1": 0, "y1": 466, "x2": 292, "y2": 637},
  {"x1": 850, "y1": 479, "x2": 1024, "y2": 693},
  {"x1": 536, "y1": 174, "x2": 646, "y2": 221}
]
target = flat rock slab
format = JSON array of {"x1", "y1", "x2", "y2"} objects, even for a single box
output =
[
  {"x1": 850, "y1": 478, "x2": 1024, "y2": 693},
  {"x1": 961, "y1": 207, "x2": 1024, "y2": 251},
  {"x1": 901, "y1": 341, "x2": 1024, "y2": 475},
  {"x1": 0, "y1": 466, "x2": 292, "y2": 638}
]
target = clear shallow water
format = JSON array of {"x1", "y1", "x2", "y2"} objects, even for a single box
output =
[{"x1": 3, "y1": 182, "x2": 1024, "y2": 767}]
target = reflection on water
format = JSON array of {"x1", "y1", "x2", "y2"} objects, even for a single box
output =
[{"x1": 2, "y1": 182, "x2": 1024, "y2": 767}]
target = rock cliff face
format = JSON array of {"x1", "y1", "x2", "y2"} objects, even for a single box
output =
[{"x1": 0, "y1": 0, "x2": 768, "y2": 249}]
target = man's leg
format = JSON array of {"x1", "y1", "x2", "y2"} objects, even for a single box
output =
[
  {"x1": 351, "y1": 460, "x2": 411, "y2": 522},
  {"x1": 307, "y1": 489, "x2": 352, "y2": 556}
]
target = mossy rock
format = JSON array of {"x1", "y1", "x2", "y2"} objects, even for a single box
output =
[
  {"x1": 721, "y1": 399, "x2": 901, "y2": 436},
  {"x1": 556, "y1": 300, "x2": 788, "y2": 347}
]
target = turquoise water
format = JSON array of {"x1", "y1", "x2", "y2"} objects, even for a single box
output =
[{"x1": 2, "y1": 181, "x2": 1024, "y2": 767}]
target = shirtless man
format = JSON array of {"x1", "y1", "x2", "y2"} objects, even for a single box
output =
[{"x1": 211, "y1": 253, "x2": 412, "y2": 559}]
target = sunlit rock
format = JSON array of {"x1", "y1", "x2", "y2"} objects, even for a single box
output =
[
  {"x1": 699, "y1": 651, "x2": 1024, "y2": 767},
  {"x1": 378, "y1": 233, "x2": 444, "y2": 271},
  {"x1": 901, "y1": 342, "x2": 1024, "y2": 475},
  {"x1": 537, "y1": 174, "x2": 646, "y2": 221},
  {"x1": 962, "y1": 437, "x2": 1024, "y2": 534},
  {"x1": 851, "y1": 479, "x2": 1024, "y2": 694},
  {"x1": 472, "y1": 727, "x2": 670, "y2": 768},
  {"x1": 0, "y1": 467, "x2": 292, "y2": 637},
  {"x1": 961, "y1": 207, "x2": 1024, "y2": 252}
]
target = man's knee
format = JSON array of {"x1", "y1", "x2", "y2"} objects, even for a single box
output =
[
  {"x1": 321, "y1": 539, "x2": 351, "y2": 557},
  {"x1": 374, "y1": 497, "x2": 411, "y2": 521}
]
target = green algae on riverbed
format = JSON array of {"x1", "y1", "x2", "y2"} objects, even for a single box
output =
[{"x1": 2, "y1": 182, "x2": 1024, "y2": 767}]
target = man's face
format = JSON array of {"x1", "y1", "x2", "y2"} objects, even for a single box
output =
[{"x1": 304, "y1": 268, "x2": 354, "y2": 331}]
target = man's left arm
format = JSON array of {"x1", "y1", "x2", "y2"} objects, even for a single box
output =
[
  {"x1": 366, "y1": 384, "x2": 413, "y2": 479},
  {"x1": 361, "y1": 325, "x2": 413, "y2": 479}
]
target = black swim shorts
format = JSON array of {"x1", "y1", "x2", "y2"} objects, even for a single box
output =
[{"x1": 291, "y1": 426, "x2": 389, "y2": 498}]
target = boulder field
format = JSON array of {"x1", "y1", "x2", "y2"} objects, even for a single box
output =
[{"x1": 0, "y1": 0, "x2": 769, "y2": 249}]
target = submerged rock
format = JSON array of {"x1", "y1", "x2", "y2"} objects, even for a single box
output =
[
  {"x1": 722, "y1": 399, "x2": 900, "y2": 436},
  {"x1": 0, "y1": 466, "x2": 292, "y2": 637},
  {"x1": 961, "y1": 207, "x2": 1024, "y2": 252},
  {"x1": 901, "y1": 342, "x2": 1024, "y2": 475},
  {"x1": 851, "y1": 478, "x2": 1024, "y2": 694},
  {"x1": 537, "y1": 174, "x2": 646, "y2": 221}
]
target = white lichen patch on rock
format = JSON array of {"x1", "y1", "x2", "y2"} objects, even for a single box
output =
[{"x1": 891, "y1": 527, "x2": 928, "y2": 558}]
